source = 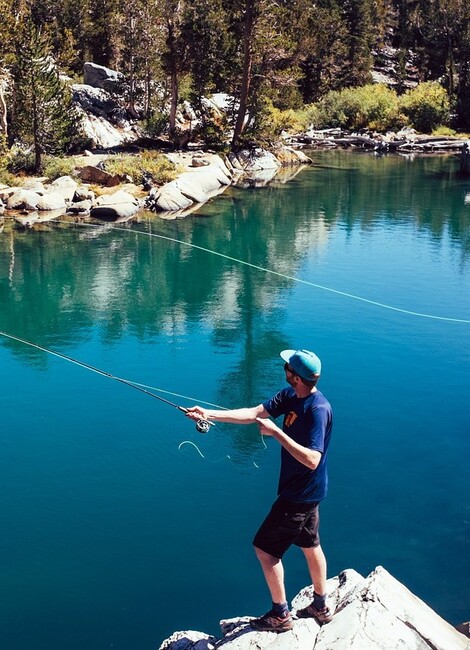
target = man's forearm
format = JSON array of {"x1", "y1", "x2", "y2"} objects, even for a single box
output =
[
  {"x1": 205, "y1": 406, "x2": 266, "y2": 424},
  {"x1": 257, "y1": 418, "x2": 321, "y2": 470},
  {"x1": 276, "y1": 429, "x2": 321, "y2": 469}
]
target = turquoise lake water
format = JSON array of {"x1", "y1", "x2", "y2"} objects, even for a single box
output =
[{"x1": 1, "y1": 151, "x2": 469, "y2": 649}]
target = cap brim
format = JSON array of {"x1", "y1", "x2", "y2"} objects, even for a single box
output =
[{"x1": 280, "y1": 349, "x2": 296, "y2": 363}]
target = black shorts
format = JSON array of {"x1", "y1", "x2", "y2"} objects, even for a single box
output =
[{"x1": 253, "y1": 497, "x2": 321, "y2": 559}]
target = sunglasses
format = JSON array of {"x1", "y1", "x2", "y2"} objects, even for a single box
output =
[{"x1": 284, "y1": 362, "x2": 296, "y2": 374}]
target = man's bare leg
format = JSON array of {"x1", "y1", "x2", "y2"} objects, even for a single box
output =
[
  {"x1": 301, "y1": 544, "x2": 327, "y2": 595},
  {"x1": 254, "y1": 545, "x2": 287, "y2": 604}
]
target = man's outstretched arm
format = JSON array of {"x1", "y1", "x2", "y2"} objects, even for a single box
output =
[{"x1": 186, "y1": 404, "x2": 269, "y2": 425}]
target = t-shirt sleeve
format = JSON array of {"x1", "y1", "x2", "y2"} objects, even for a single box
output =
[
  {"x1": 308, "y1": 403, "x2": 330, "y2": 453},
  {"x1": 262, "y1": 389, "x2": 288, "y2": 419}
]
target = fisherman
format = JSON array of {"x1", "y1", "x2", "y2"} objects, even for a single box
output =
[{"x1": 186, "y1": 348, "x2": 333, "y2": 633}]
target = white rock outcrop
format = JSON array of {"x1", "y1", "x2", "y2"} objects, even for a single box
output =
[
  {"x1": 229, "y1": 148, "x2": 282, "y2": 171},
  {"x1": 49, "y1": 176, "x2": 78, "y2": 203},
  {"x1": 90, "y1": 190, "x2": 142, "y2": 220},
  {"x1": 77, "y1": 109, "x2": 138, "y2": 149},
  {"x1": 83, "y1": 62, "x2": 124, "y2": 91},
  {"x1": 36, "y1": 191, "x2": 67, "y2": 211},
  {"x1": 6, "y1": 188, "x2": 41, "y2": 210},
  {"x1": 159, "y1": 567, "x2": 469, "y2": 650},
  {"x1": 147, "y1": 157, "x2": 233, "y2": 212}
]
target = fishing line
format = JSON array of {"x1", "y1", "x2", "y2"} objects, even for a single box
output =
[
  {"x1": 0, "y1": 329, "x2": 214, "y2": 433},
  {"x1": 115, "y1": 229, "x2": 469, "y2": 324},
  {"x1": 178, "y1": 440, "x2": 231, "y2": 464},
  {"x1": 107, "y1": 379, "x2": 227, "y2": 410},
  {"x1": 124, "y1": 379, "x2": 261, "y2": 463},
  {"x1": 0, "y1": 328, "x2": 265, "y2": 465},
  {"x1": 53, "y1": 220, "x2": 470, "y2": 324}
]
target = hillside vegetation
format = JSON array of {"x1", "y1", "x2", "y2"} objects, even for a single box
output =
[{"x1": 0, "y1": 0, "x2": 469, "y2": 173}]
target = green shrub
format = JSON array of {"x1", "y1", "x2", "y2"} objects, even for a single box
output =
[
  {"x1": 193, "y1": 117, "x2": 229, "y2": 150},
  {"x1": 315, "y1": 90, "x2": 348, "y2": 129},
  {"x1": 0, "y1": 135, "x2": 12, "y2": 184},
  {"x1": 432, "y1": 125, "x2": 456, "y2": 136},
  {"x1": 104, "y1": 152, "x2": 178, "y2": 185},
  {"x1": 145, "y1": 111, "x2": 169, "y2": 137},
  {"x1": 43, "y1": 156, "x2": 77, "y2": 181},
  {"x1": 399, "y1": 82, "x2": 450, "y2": 133},
  {"x1": 0, "y1": 169, "x2": 17, "y2": 186},
  {"x1": 357, "y1": 84, "x2": 403, "y2": 131},
  {"x1": 300, "y1": 104, "x2": 322, "y2": 130},
  {"x1": 247, "y1": 100, "x2": 317, "y2": 143},
  {"x1": 7, "y1": 147, "x2": 36, "y2": 174},
  {"x1": 268, "y1": 105, "x2": 305, "y2": 134},
  {"x1": 315, "y1": 84, "x2": 403, "y2": 131},
  {"x1": 0, "y1": 142, "x2": 17, "y2": 185}
]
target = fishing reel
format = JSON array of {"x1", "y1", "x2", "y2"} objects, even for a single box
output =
[
  {"x1": 177, "y1": 406, "x2": 213, "y2": 433},
  {"x1": 195, "y1": 418, "x2": 211, "y2": 434}
]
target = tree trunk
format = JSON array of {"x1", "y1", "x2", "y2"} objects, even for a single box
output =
[
  {"x1": 169, "y1": 64, "x2": 178, "y2": 138},
  {"x1": 0, "y1": 85, "x2": 7, "y2": 137},
  {"x1": 167, "y1": 18, "x2": 179, "y2": 141},
  {"x1": 31, "y1": 89, "x2": 42, "y2": 172},
  {"x1": 231, "y1": 0, "x2": 255, "y2": 151}
]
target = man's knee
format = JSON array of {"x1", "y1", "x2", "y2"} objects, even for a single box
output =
[{"x1": 254, "y1": 544, "x2": 279, "y2": 565}]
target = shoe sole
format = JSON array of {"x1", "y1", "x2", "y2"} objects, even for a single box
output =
[
  {"x1": 250, "y1": 620, "x2": 294, "y2": 633},
  {"x1": 296, "y1": 609, "x2": 333, "y2": 624}
]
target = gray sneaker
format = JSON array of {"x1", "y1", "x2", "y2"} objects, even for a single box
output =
[
  {"x1": 250, "y1": 609, "x2": 294, "y2": 632},
  {"x1": 296, "y1": 603, "x2": 333, "y2": 624}
]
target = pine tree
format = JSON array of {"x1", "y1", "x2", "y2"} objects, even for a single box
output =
[
  {"x1": 115, "y1": 0, "x2": 165, "y2": 118},
  {"x1": 340, "y1": 0, "x2": 375, "y2": 86},
  {"x1": 228, "y1": 0, "x2": 312, "y2": 149},
  {"x1": 160, "y1": 0, "x2": 190, "y2": 141},
  {"x1": 11, "y1": 21, "x2": 80, "y2": 171},
  {"x1": 0, "y1": 0, "x2": 17, "y2": 142},
  {"x1": 182, "y1": 0, "x2": 230, "y2": 110},
  {"x1": 84, "y1": 0, "x2": 119, "y2": 67}
]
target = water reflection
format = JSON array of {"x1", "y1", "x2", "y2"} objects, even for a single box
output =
[
  {"x1": 1, "y1": 151, "x2": 469, "y2": 645},
  {"x1": 1, "y1": 152, "x2": 469, "y2": 360}
]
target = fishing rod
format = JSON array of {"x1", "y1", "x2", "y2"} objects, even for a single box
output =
[{"x1": 0, "y1": 330, "x2": 214, "y2": 434}]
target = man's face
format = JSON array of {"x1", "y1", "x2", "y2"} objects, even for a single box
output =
[{"x1": 284, "y1": 362, "x2": 298, "y2": 388}]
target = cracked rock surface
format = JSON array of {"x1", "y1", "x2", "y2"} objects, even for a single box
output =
[{"x1": 159, "y1": 567, "x2": 469, "y2": 650}]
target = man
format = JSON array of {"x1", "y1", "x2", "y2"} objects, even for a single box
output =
[{"x1": 186, "y1": 349, "x2": 333, "y2": 633}]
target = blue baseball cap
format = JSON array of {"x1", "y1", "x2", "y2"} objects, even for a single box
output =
[{"x1": 280, "y1": 349, "x2": 321, "y2": 380}]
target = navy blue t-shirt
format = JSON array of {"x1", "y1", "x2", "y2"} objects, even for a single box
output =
[{"x1": 262, "y1": 387, "x2": 333, "y2": 503}]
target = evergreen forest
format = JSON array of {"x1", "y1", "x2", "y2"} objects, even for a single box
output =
[{"x1": 0, "y1": 0, "x2": 469, "y2": 169}]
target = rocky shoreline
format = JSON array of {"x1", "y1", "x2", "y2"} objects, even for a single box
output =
[
  {"x1": 159, "y1": 566, "x2": 469, "y2": 650},
  {"x1": 1, "y1": 130, "x2": 469, "y2": 229},
  {"x1": 2, "y1": 61, "x2": 469, "y2": 226},
  {"x1": 0, "y1": 146, "x2": 312, "y2": 226}
]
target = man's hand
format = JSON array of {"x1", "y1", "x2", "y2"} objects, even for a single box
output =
[
  {"x1": 185, "y1": 405, "x2": 211, "y2": 422},
  {"x1": 256, "y1": 417, "x2": 282, "y2": 437},
  {"x1": 256, "y1": 417, "x2": 322, "y2": 469}
]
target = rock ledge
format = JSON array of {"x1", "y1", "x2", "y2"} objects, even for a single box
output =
[{"x1": 159, "y1": 566, "x2": 469, "y2": 650}]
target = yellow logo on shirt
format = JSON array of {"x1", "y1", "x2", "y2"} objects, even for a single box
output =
[{"x1": 285, "y1": 411, "x2": 298, "y2": 427}]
